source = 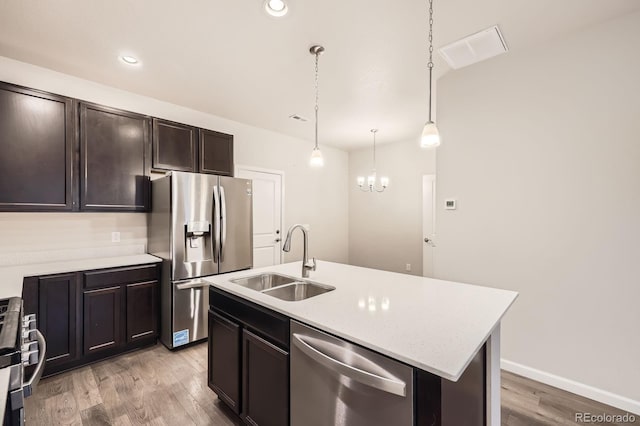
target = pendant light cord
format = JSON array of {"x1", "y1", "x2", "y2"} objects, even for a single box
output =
[
  {"x1": 314, "y1": 51, "x2": 320, "y2": 150},
  {"x1": 372, "y1": 129, "x2": 377, "y2": 173},
  {"x1": 427, "y1": 0, "x2": 434, "y2": 123}
]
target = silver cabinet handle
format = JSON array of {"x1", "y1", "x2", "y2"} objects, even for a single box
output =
[
  {"x1": 176, "y1": 280, "x2": 209, "y2": 290},
  {"x1": 23, "y1": 330, "x2": 46, "y2": 398},
  {"x1": 220, "y1": 185, "x2": 227, "y2": 263},
  {"x1": 292, "y1": 333, "x2": 406, "y2": 397},
  {"x1": 213, "y1": 185, "x2": 220, "y2": 261}
]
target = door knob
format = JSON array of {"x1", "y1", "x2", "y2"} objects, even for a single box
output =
[
  {"x1": 424, "y1": 237, "x2": 436, "y2": 247},
  {"x1": 424, "y1": 237, "x2": 430, "y2": 243}
]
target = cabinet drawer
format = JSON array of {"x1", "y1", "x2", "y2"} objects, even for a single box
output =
[
  {"x1": 83, "y1": 264, "x2": 158, "y2": 289},
  {"x1": 210, "y1": 288, "x2": 289, "y2": 349}
]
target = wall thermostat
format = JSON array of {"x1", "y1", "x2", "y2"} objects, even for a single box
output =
[{"x1": 445, "y1": 199, "x2": 457, "y2": 210}]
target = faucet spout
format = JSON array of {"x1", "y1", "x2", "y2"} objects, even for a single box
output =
[{"x1": 282, "y1": 224, "x2": 316, "y2": 278}]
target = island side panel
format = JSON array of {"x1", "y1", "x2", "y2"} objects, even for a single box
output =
[
  {"x1": 441, "y1": 345, "x2": 486, "y2": 426},
  {"x1": 486, "y1": 325, "x2": 501, "y2": 426},
  {"x1": 416, "y1": 343, "x2": 487, "y2": 426}
]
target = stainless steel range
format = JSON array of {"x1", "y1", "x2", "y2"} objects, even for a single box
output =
[
  {"x1": 149, "y1": 172, "x2": 253, "y2": 349},
  {"x1": 1, "y1": 297, "x2": 45, "y2": 425}
]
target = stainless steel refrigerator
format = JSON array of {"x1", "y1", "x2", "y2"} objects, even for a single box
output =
[{"x1": 148, "y1": 171, "x2": 253, "y2": 349}]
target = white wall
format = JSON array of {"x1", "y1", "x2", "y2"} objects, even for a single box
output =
[
  {"x1": 435, "y1": 11, "x2": 640, "y2": 409},
  {"x1": 0, "y1": 56, "x2": 349, "y2": 265},
  {"x1": 349, "y1": 139, "x2": 436, "y2": 275}
]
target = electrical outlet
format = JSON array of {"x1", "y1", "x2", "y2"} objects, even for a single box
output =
[
  {"x1": 111, "y1": 232, "x2": 121, "y2": 243},
  {"x1": 405, "y1": 263, "x2": 411, "y2": 272}
]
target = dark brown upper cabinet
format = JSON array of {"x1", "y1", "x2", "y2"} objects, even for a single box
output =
[
  {"x1": 152, "y1": 118, "x2": 198, "y2": 172},
  {"x1": 199, "y1": 128, "x2": 234, "y2": 176},
  {"x1": 80, "y1": 103, "x2": 151, "y2": 211},
  {"x1": 0, "y1": 82, "x2": 75, "y2": 211}
]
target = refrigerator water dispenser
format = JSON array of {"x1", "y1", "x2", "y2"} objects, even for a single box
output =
[{"x1": 185, "y1": 220, "x2": 211, "y2": 262}]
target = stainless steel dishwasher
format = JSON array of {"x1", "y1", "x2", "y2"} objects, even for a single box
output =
[{"x1": 290, "y1": 320, "x2": 414, "y2": 426}]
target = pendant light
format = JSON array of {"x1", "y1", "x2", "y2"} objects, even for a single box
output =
[
  {"x1": 309, "y1": 45, "x2": 325, "y2": 167},
  {"x1": 357, "y1": 129, "x2": 389, "y2": 192},
  {"x1": 421, "y1": 0, "x2": 441, "y2": 148}
]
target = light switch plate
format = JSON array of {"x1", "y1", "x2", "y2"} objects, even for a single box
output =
[{"x1": 111, "y1": 232, "x2": 121, "y2": 243}]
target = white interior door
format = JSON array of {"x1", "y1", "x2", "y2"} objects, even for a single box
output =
[
  {"x1": 236, "y1": 166, "x2": 283, "y2": 268},
  {"x1": 422, "y1": 174, "x2": 436, "y2": 277}
]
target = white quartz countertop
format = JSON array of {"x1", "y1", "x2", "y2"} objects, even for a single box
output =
[
  {"x1": 0, "y1": 254, "x2": 162, "y2": 300},
  {"x1": 205, "y1": 261, "x2": 518, "y2": 381}
]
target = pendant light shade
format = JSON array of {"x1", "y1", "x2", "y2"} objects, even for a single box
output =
[
  {"x1": 421, "y1": 121, "x2": 441, "y2": 148},
  {"x1": 309, "y1": 147, "x2": 324, "y2": 167}
]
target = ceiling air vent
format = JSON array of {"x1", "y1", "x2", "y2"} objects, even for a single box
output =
[
  {"x1": 438, "y1": 25, "x2": 508, "y2": 70},
  {"x1": 289, "y1": 114, "x2": 308, "y2": 122}
]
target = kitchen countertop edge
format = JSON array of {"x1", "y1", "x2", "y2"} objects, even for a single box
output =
[{"x1": 0, "y1": 253, "x2": 162, "y2": 300}]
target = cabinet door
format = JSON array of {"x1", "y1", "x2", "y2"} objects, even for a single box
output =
[
  {"x1": 126, "y1": 280, "x2": 159, "y2": 342},
  {"x1": 0, "y1": 82, "x2": 75, "y2": 211},
  {"x1": 38, "y1": 273, "x2": 78, "y2": 369},
  {"x1": 83, "y1": 286, "x2": 123, "y2": 355},
  {"x1": 208, "y1": 310, "x2": 241, "y2": 414},
  {"x1": 199, "y1": 128, "x2": 233, "y2": 176},
  {"x1": 152, "y1": 118, "x2": 198, "y2": 172},
  {"x1": 242, "y1": 329, "x2": 288, "y2": 426},
  {"x1": 80, "y1": 102, "x2": 150, "y2": 211}
]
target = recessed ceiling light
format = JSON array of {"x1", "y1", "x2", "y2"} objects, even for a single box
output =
[
  {"x1": 264, "y1": 0, "x2": 288, "y2": 17},
  {"x1": 120, "y1": 55, "x2": 139, "y2": 65}
]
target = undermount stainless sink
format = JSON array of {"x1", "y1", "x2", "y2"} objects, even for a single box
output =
[
  {"x1": 230, "y1": 273, "x2": 297, "y2": 291},
  {"x1": 230, "y1": 273, "x2": 335, "y2": 301},
  {"x1": 262, "y1": 281, "x2": 335, "y2": 301}
]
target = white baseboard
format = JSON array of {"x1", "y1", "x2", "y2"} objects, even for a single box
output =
[{"x1": 501, "y1": 359, "x2": 640, "y2": 416}]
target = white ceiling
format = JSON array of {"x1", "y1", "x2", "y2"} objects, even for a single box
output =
[{"x1": 0, "y1": 0, "x2": 638, "y2": 150}]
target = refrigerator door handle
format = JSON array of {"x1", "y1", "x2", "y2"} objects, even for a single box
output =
[
  {"x1": 213, "y1": 185, "x2": 220, "y2": 261},
  {"x1": 220, "y1": 185, "x2": 227, "y2": 263}
]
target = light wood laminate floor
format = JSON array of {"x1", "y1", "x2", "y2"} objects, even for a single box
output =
[{"x1": 25, "y1": 343, "x2": 638, "y2": 425}]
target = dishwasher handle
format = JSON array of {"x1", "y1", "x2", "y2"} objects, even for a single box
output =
[{"x1": 292, "y1": 333, "x2": 407, "y2": 397}]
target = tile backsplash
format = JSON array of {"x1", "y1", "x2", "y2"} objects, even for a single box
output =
[{"x1": 0, "y1": 212, "x2": 147, "y2": 266}]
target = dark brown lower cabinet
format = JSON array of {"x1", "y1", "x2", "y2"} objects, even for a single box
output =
[
  {"x1": 242, "y1": 330, "x2": 288, "y2": 426},
  {"x1": 208, "y1": 288, "x2": 290, "y2": 426},
  {"x1": 83, "y1": 286, "x2": 122, "y2": 354},
  {"x1": 126, "y1": 281, "x2": 159, "y2": 342},
  {"x1": 208, "y1": 310, "x2": 241, "y2": 413},
  {"x1": 37, "y1": 273, "x2": 78, "y2": 369},
  {"x1": 22, "y1": 263, "x2": 160, "y2": 377}
]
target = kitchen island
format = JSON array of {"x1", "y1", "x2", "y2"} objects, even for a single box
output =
[{"x1": 204, "y1": 261, "x2": 517, "y2": 426}]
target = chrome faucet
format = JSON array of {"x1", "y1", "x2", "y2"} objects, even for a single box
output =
[{"x1": 282, "y1": 224, "x2": 316, "y2": 278}]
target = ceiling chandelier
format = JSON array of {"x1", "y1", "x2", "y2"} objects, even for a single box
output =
[
  {"x1": 420, "y1": 0, "x2": 441, "y2": 148},
  {"x1": 309, "y1": 45, "x2": 325, "y2": 167},
  {"x1": 357, "y1": 129, "x2": 389, "y2": 193}
]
